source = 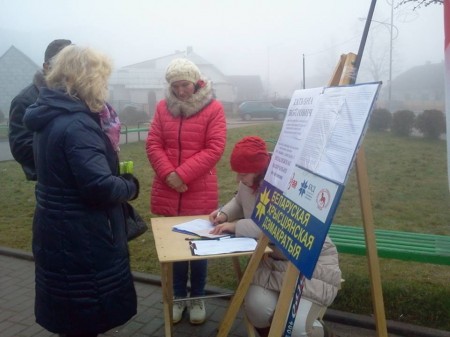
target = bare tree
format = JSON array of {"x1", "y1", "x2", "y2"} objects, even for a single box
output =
[
  {"x1": 397, "y1": 0, "x2": 443, "y2": 9},
  {"x1": 362, "y1": 31, "x2": 390, "y2": 82}
]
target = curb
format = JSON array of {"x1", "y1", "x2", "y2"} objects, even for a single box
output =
[
  {"x1": 1, "y1": 246, "x2": 448, "y2": 337},
  {"x1": 323, "y1": 309, "x2": 450, "y2": 337}
]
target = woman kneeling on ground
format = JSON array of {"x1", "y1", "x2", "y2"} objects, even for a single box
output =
[{"x1": 209, "y1": 136, "x2": 341, "y2": 337}]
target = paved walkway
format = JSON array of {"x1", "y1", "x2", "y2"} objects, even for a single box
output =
[{"x1": 2, "y1": 248, "x2": 449, "y2": 337}]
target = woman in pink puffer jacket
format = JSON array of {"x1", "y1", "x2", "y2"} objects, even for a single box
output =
[{"x1": 146, "y1": 58, "x2": 226, "y2": 325}]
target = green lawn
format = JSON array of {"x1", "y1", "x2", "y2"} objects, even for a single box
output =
[{"x1": 0, "y1": 122, "x2": 449, "y2": 330}]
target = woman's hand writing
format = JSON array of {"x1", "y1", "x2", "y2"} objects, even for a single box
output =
[
  {"x1": 209, "y1": 208, "x2": 227, "y2": 225},
  {"x1": 209, "y1": 222, "x2": 235, "y2": 235}
]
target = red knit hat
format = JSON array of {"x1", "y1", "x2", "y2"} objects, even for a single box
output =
[{"x1": 230, "y1": 136, "x2": 270, "y2": 173}]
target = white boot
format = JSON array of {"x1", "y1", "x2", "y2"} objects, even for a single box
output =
[
  {"x1": 172, "y1": 300, "x2": 186, "y2": 324},
  {"x1": 189, "y1": 299, "x2": 206, "y2": 324}
]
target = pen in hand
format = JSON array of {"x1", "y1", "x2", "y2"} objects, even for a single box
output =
[
  {"x1": 213, "y1": 206, "x2": 223, "y2": 225},
  {"x1": 216, "y1": 206, "x2": 223, "y2": 218}
]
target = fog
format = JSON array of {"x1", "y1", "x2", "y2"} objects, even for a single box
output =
[{"x1": 0, "y1": 0, "x2": 444, "y2": 97}]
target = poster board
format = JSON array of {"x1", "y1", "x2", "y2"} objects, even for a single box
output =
[
  {"x1": 251, "y1": 82, "x2": 381, "y2": 278},
  {"x1": 217, "y1": 53, "x2": 389, "y2": 337}
]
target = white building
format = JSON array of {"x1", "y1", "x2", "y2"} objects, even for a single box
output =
[{"x1": 109, "y1": 47, "x2": 236, "y2": 116}]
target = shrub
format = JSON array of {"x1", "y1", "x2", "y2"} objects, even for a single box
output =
[
  {"x1": 415, "y1": 109, "x2": 446, "y2": 140},
  {"x1": 392, "y1": 109, "x2": 415, "y2": 137},
  {"x1": 369, "y1": 108, "x2": 392, "y2": 131},
  {"x1": 119, "y1": 105, "x2": 148, "y2": 126}
]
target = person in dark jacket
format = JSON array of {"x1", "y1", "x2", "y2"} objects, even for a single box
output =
[
  {"x1": 8, "y1": 39, "x2": 71, "y2": 180},
  {"x1": 23, "y1": 45, "x2": 138, "y2": 337}
]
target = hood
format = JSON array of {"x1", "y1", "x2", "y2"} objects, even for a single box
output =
[
  {"x1": 165, "y1": 78, "x2": 213, "y2": 118},
  {"x1": 24, "y1": 88, "x2": 90, "y2": 132}
]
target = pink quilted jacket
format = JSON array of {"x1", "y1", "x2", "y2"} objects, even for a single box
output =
[{"x1": 146, "y1": 96, "x2": 226, "y2": 216}]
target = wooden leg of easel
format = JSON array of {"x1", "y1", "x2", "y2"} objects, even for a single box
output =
[
  {"x1": 356, "y1": 148, "x2": 388, "y2": 337},
  {"x1": 268, "y1": 263, "x2": 300, "y2": 337},
  {"x1": 231, "y1": 256, "x2": 256, "y2": 337},
  {"x1": 231, "y1": 256, "x2": 243, "y2": 280},
  {"x1": 160, "y1": 262, "x2": 174, "y2": 337},
  {"x1": 217, "y1": 236, "x2": 270, "y2": 337}
]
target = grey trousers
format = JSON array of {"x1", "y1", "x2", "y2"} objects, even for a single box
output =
[{"x1": 244, "y1": 284, "x2": 325, "y2": 337}]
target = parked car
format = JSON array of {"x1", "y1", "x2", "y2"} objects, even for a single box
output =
[{"x1": 238, "y1": 101, "x2": 287, "y2": 121}]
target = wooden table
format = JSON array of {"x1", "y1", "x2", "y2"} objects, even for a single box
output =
[{"x1": 151, "y1": 215, "x2": 269, "y2": 337}]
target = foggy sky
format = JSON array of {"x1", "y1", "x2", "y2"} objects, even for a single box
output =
[{"x1": 0, "y1": 0, "x2": 445, "y2": 97}]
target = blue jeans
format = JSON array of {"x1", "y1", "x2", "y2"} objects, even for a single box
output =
[{"x1": 173, "y1": 259, "x2": 207, "y2": 298}]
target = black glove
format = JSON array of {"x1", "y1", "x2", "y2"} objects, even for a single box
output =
[{"x1": 121, "y1": 173, "x2": 140, "y2": 200}]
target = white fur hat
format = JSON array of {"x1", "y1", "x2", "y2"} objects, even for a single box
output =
[{"x1": 165, "y1": 58, "x2": 201, "y2": 84}]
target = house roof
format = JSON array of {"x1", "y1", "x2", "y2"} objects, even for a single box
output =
[
  {"x1": 0, "y1": 45, "x2": 39, "y2": 68},
  {"x1": 110, "y1": 47, "x2": 230, "y2": 88},
  {"x1": 393, "y1": 62, "x2": 444, "y2": 91},
  {"x1": 124, "y1": 49, "x2": 212, "y2": 69},
  {"x1": 0, "y1": 46, "x2": 40, "y2": 114}
]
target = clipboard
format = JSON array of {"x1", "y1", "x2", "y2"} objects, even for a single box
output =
[
  {"x1": 172, "y1": 218, "x2": 230, "y2": 239},
  {"x1": 188, "y1": 237, "x2": 258, "y2": 256}
]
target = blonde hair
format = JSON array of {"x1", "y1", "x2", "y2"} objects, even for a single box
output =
[{"x1": 45, "y1": 45, "x2": 112, "y2": 112}]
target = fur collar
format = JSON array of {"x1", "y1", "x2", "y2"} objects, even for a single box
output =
[
  {"x1": 165, "y1": 79, "x2": 213, "y2": 118},
  {"x1": 33, "y1": 70, "x2": 46, "y2": 88}
]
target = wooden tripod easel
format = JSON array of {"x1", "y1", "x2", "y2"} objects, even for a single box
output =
[
  {"x1": 328, "y1": 53, "x2": 388, "y2": 337},
  {"x1": 217, "y1": 53, "x2": 388, "y2": 337}
]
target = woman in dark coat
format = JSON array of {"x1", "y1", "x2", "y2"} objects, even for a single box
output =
[{"x1": 23, "y1": 45, "x2": 138, "y2": 337}]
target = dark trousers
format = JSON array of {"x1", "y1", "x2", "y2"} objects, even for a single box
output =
[{"x1": 173, "y1": 259, "x2": 207, "y2": 298}]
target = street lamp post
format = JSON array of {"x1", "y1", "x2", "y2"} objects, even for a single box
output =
[
  {"x1": 388, "y1": 0, "x2": 394, "y2": 110},
  {"x1": 267, "y1": 46, "x2": 270, "y2": 99},
  {"x1": 302, "y1": 54, "x2": 306, "y2": 89}
]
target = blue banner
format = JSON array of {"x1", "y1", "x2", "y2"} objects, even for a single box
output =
[{"x1": 251, "y1": 178, "x2": 344, "y2": 278}]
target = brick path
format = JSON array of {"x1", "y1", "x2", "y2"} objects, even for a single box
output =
[
  {"x1": 0, "y1": 252, "x2": 249, "y2": 337},
  {"x1": 2, "y1": 249, "x2": 448, "y2": 337}
]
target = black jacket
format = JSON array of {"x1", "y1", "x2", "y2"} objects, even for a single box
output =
[
  {"x1": 8, "y1": 71, "x2": 45, "y2": 180},
  {"x1": 23, "y1": 88, "x2": 138, "y2": 334}
]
